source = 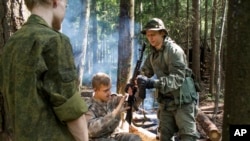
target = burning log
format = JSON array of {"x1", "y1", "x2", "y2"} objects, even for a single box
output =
[{"x1": 196, "y1": 108, "x2": 221, "y2": 141}]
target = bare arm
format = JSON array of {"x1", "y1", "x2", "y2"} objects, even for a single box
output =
[{"x1": 66, "y1": 114, "x2": 88, "y2": 141}]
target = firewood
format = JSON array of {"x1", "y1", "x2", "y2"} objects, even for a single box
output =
[
  {"x1": 199, "y1": 104, "x2": 224, "y2": 111},
  {"x1": 203, "y1": 110, "x2": 223, "y2": 114},
  {"x1": 130, "y1": 125, "x2": 158, "y2": 141},
  {"x1": 196, "y1": 109, "x2": 221, "y2": 141}
]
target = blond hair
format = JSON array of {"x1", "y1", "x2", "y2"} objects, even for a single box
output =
[
  {"x1": 24, "y1": 0, "x2": 51, "y2": 11},
  {"x1": 92, "y1": 73, "x2": 111, "y2": 90}
]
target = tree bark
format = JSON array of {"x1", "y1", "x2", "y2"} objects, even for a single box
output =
[
  {"x1": 78, "y1": 0, "x2": 91, "y2": 88},
  {"x1": 186, "y1": 0, "x2": 190, "y2": 65},
  {"x1": 213, "y1": 0, "x2": 227, "y2": 122},
  {"x1": 90, "y1": 0, "x2": 98, "y2": 75},
  {"x1": 222, "y1": 1, "x2": 250, "y2": 141},
  {"x1": 0, "y1": 0, "x2": 28, "y2": 49},
  {"x1": 192, "y1": 0, "x2": 201, "y2": 81},
  {"x1": 117, "y1": 0, "x2": 134, "y2": 94},
  {"x1": 210, "y1": 0, "x2": 217, "y2": 94}
]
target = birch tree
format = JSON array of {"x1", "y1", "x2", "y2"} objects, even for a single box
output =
[{"x1": 78, "y1": 0, "x2": 91, "y2": 88}]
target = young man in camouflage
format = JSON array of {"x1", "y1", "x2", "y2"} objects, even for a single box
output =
[
  {"x1": 85, "y1": 72, "x2": 142, "y2": 141},
  {"x1": 0, "y1": 0, "x2": 88, "y2": 140},
  {"x1": 135, "y1": 18, "x2": 199, "y2": 141}
]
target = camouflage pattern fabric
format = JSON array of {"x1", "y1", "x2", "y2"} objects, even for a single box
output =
[
  {"x1": 85, "y1": 96, "x2": 142, "y2": 141},
  {"x1": 0, "y1": 14, "x2": 87, "y2": 141},
  {"x1": 141, "y1": 37, "x2": 199, "y2": 141}
]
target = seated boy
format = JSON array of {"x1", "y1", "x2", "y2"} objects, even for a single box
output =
[{"x1": 85, "y1": 72, "x2": 142, "y2": 141}]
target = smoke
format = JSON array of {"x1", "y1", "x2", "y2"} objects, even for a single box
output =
[
  {"x1": 61, "y1": 0, "x2": 119, "y2": 92},
  {"x1": 61, "y1": 0, "x2": 158, "y2": 118},
  {"x1": 61, "y1": 1, "x2": 147, "y2": 94}
]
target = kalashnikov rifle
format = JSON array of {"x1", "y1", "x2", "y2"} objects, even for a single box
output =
[{"x1": 125, "y1": 41, "x2": 146, "y2": 125}]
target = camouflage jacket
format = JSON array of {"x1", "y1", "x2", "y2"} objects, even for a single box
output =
[
  {"x1": 141, "y1": 37, "x2": 187, "y2": 95},
  {"x1": 85, "y1": 96, "x2": 122, "y2": 139},
  {"x1": 0, "y1": 14, "x2": 87, "y2": 141}
]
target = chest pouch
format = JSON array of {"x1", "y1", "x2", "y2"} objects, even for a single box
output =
[{"x1": 172, "y1": 77, "x2": 198, "y2": 107}]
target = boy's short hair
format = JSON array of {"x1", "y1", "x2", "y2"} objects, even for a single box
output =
[
  {"x1": 24, "y1": 0, "x2": 51, "y2": 11},
  {"x1": 92, "y1": 72, "x2": 111, "y2": 90}
]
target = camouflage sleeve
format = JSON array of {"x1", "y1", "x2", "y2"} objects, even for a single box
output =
[
  {"x1": 42, "y1": 34, "x2": 87, "y2": 122},
  {"x1": 159, "y1": 43, "x2": 187, "y2": 94},
  {"x1": 85, "y1": 97, "x2": 120, "y2": 138},
  {"x1": 86, "y1": 111, "x2": 120, "y2": 138}
]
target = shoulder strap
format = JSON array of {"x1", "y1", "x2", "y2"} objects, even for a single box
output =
[
  {"x1": 163, "y1": 40, "x2": 172, "y2": 68},
  {"x1": 150, "y1": 39, "x2": 172, "y2": 69}
]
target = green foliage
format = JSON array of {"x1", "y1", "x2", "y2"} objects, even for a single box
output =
[{"x1": 64, "y1": 0, "x2": 226, "y2": 52}]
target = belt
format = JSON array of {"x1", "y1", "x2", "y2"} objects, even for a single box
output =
[{"x1": 160, "y1": 93, "x2": 174, "y2": 100}]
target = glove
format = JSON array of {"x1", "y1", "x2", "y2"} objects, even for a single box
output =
[
  {"x1": 137, "y1": 75, "x2": 155, "y2": 89},
  {"x1": 125, "y1": 83, "x2": 137, "y2": 94}
]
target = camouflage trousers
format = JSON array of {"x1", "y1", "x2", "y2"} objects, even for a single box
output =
[
  {"x1": 158, "y1": 101, "x2": 199, "y2": 141},
  {"x1": 90, "y1": 132, "x2": 142, "y2": 141}
]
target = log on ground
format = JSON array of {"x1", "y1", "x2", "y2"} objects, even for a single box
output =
[{"x1": 196, "y1": 109, "x2": 221, "y2": 141}]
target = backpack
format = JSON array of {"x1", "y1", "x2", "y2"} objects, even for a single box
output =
[{"x1": 163, "y1": 40, "x2": 202, "y2": 92}]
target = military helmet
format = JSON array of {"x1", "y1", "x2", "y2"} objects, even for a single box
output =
[{"x1": 141, "y1": 18, "x2": 168, "y2": 35}]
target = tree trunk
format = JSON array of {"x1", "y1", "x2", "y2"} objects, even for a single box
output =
[
  {"x1": 0, "y1": 0, "x2": 28, "y2": 49},
  {"x1": 203, "y1": 0, "x2": 208, "y2": 63},
  {"x1": 78, "y1": 0, "x2": 90, "y2": 88},
  {"x1": 91, "y1": 0, "x2": 98, "y2": 75},
  {"x1": 213, "y1": 0, "x2": 227, "y2": 122},
  {"x1": 192, "y1": 0, "x2": 201, "y2": 81},
  {"x1": 203, "y1": 0, "x2": 208, "y2": 54},
  {"x1": 186, "y1": 0, "x2": 190, "y2": 65},
  {"x1": 201, "y1": 0, "x2": 209, "y2": 82},
  {"x1": 210, "y1": 0, "x2": 217, "y2": 94},
  {"x1": 222, "y1": 1, "x2": 250, "y2": 141},
  {"x1": 117, "y1": 0, "x2": 134, "y2": 94}
]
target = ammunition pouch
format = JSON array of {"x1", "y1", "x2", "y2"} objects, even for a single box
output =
[
  {"x1": 172, "y1": 77, "x2": 198, "y2": 106},
  {"x1": 157, "y1": 92, "x2": 173, "y2": 104},
  {"x1": 186, "y1": 68, "x2": 202, "y2": 92}
]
